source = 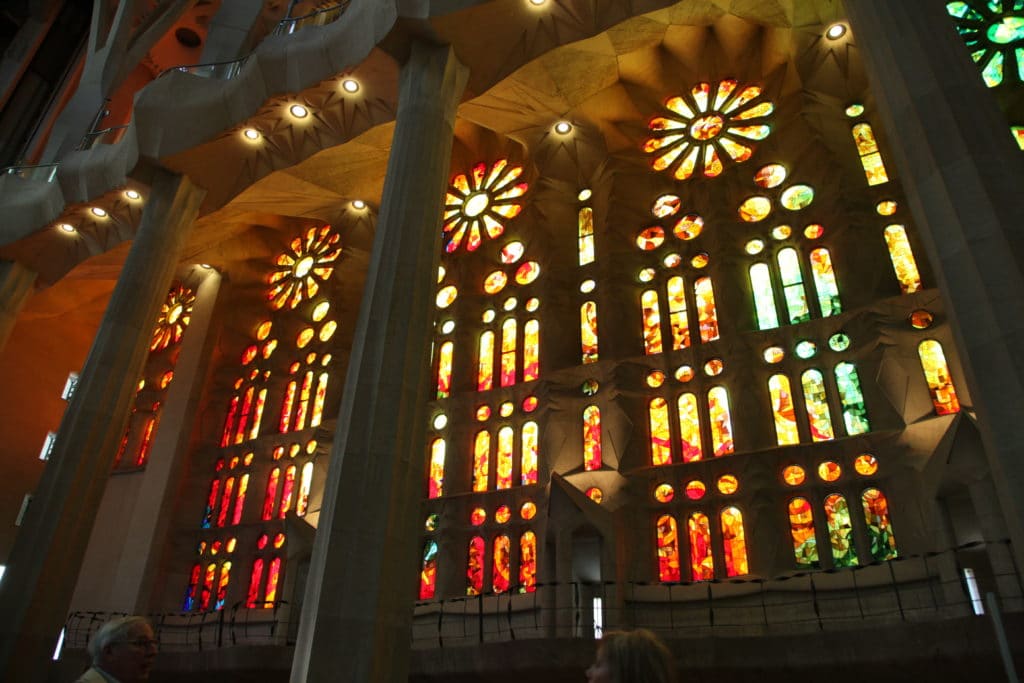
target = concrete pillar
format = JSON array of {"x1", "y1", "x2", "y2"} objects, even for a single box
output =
[
  {"x1": 0, "y1": 260, "x2": 37, "y2": 353},
  {"x1": 290, "y1": 41, "x2": 467, "y2": 683},
  {"x1": 843, "y1": 0, "x2": 1024, "y2": 578},
  {"x1": 0, "y1": 169, "x2": 205, "y2": 681}
]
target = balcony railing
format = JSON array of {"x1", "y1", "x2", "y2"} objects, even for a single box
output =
[
  {"x1": 274, "y1": 1, "x2": 351, "y2": 35},
  {"x1": 1, "y1": 163, "x2": 59, "y2": 183},
  {"x1": 77, "y1": 125, "x2": 130, "y2": 151}
]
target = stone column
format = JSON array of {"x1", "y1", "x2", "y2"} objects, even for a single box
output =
[
  {"x1": 290, "y1": 41, "x2": 467, "y2": 683},
  {"x1": 843, "y1": 0, "x2": 1024, "y2": 574},
  {"x1": 0, "y1": 169, "x2": 205, "y2": 681},
  {"x1": 0, "y1": 260, "x2": 37, "y2": 353}
]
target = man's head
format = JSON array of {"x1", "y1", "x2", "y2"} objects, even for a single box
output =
[{"x1": 88, "y1": 616, "x2": 158, "y2": 682}]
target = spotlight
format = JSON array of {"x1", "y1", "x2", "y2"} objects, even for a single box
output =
[
  {"x1": 341, "y1": 78, "x2": 360, "y2": 93},
  {"x1": 289, "y1": 104, "x2": 309, "y2": 118},
  {"x1": 825, "y1": 23, "x2": 847, "y2": 40},
  {"x1": 352, "y1": 199, "x2": 367, "y2": 210},
  {"x1": 90, "y1": 207, "x2": 107, "y2": 217},
  {"x1": 529, "y1": 0, "x2": 545, "y2": 5},
  {"x1": 124, "y1": 189, "x2": 141, "y2": 200},
  {"x1": 554, "y1": 121, "x2": 572, "y2": 135},
  {"x1": 57, "y1": 223, "x2": 76, "y2": 233},
  {"x1": 199, "y1": 263, "x2": 212, "y2": 269},
  {"x1": 243, "y1": 128, "x2": 261, "y2": 140}
]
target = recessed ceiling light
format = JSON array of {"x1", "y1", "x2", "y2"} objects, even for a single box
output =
[
  {"x1": 90, "y1": 207, "x2": 107, "y2": 217},
  {"x1": 124, "y1": 189, "x2": 141, "y2": 200},
  {"x1": 554, "y1": 121, "x2": 572, "y2": 134},
  {"x1": 289, "y1": 104, "x2": 309, "y2": 118},
  {"x1": 529, "y1": 0, "x2": 545, "y2": 5},
  {"x1": 352, "y1": 199, "x2": 367, "y2": 210},
  {"x1": 199, "y1": 263, "x2": 212, "y2": 269},
  {"x1": 341, "y1": 78, "x2": 359, "y2": 93},
  {"x1": 825, "y1": 23, "x2": 847, "y2": 39},
  {"x1": 57, "y1": 223, "x2": 76, "y2": 233},
  {"x1": 242, "y1": 128, "x2": 260, "y2": 140}
]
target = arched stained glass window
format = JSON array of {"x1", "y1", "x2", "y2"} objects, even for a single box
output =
[
  {"x1": 677, "y1": 393, "x2": 702, "y2": 462},
  {"x1": 778, "y1": 248, "x2": 810, "y2": 324},
  {"x1": 473, "y1": 431, "x2": 490, "y2": 492},
  {"x1": 769, "y1": 374, "x2": 799, "y2": 445},
  {"x1": 428, "y1": 438, "x2": 445, "y2": 499},
  {"x1": 521, "y1": 422, "x2": 538, "y2": 485},
  {"x1": 201, "y1": 478, "x2": 220, "y2": 528},
  {"x1": 707, "y1": 387, "x2": 734, "y2": 456},
  {"x1": 493, "y1": 535, "x2": 511, "y2": 593},
  {"x1": 947, "y1": 1, "x2": 1024, "y2": 88},
  {"x1": 278, "y1": 464, "x2": 296, "y2": 518},
  {"x1": 883, "y1": 225, "x2": 922, "y2": 294},
  {"x1": 824, "y1": 493, "x2": 858, "y2": 568},
  {"x1": 294, "y1": 371, "x2": 313, "y2": 432},
  {"x1": 520, "y1": 531, "x2": 537, "y2": 593},
  {"x1": 641, "y1": 290, "x2": 663, "y2": 355},
  {"x1": 235, "y1": 387, "x2": 255, "y2": 444},
  {"x1": 436, "y1": 341, "x2": 453, "y2": 399},
  {"x1": 478, "y1": 331, "x2": 494, "y2": 392},
  {"x1": 801, "y1": 369, "x2": 835, "y2": 442},
  {"x1": 467, "y1": 536, "x2": 485, "y2": 595},
  {"x1": 501, "y1": 319, "x2": 517, "y2": 387},
  {"x1": 850, "y1": 122, "x2": 890, "y2": 186},
  {"x1": 667, "y1": 276, "x2": 691, "y2": 349},
  {"x1": 694, "y1": 277, "x2": 720, "y2": 343},
  {"x1": 656, "y1": 514, "x2": 681, "y2": 582},
  {"x1": 135, "y1": 415, "x2": 158, "y2": 466},
  {"x1": 809, "y1": 248, "x2": 841, "y2": 317},
  {"x1": 215, "y1": 561, "x2": 232, "y2": 610},
  {"x1": 749, "y1": 263, "x2": 779, "y2": 330},
  {"x1": 262, "y1": 468, "x2": 280, "y2": 521},
  {"x1": 835, "y1": 362, "x2": 870, "y2": 435},
  {"x1": 862, "y1": 488, "x2": 898, "y2": 561},
  {"x1": 221, "y1": 396, "x2": 240, "y2": 447},
  {"x1": 578, "y1": 206, "x2": 595, "y2": 265},
  {"x1": 246, "y1": 558, "x2": 265, "y2": 608},
  {"x1": 311, "y1": 373, "x2": 328, "y2": 427},
  {"x1": 721, "y1": 507, "x2": 749, "y2": 577},
  {"x1": 523, "y1": 319, "x2": 540, "y2": 381},
  {"x1": 297, "y1": 462, "x2": 314, "y2": 516},
  {"x1": 420, "y1": 541, "x2": 438, "y2": 599},
  {"x1": 183, "y1": 563, "x2": 201, "y2": 610},
  {"x1": 583, "y1": 405, "x2": 602, "y2": 471},
  {"x1": 581, "y1": 301, "x2": 599, "y2": 363},
  {"x1": 788, "y1": 497, "x2": 819, "y2": 567},
  {"x1": 496, "y1": 426, "x2": 514, "y2": 490},
  {"x1": 201, "y1": 563, "x2": 216, "y2": 610},
  {"x1": 217, "y1": 477, "x2": 235, "y2": 528},
  {"x1": 231, "y1": 474, "x2": 249, "y2": 525},
  {"x1": 279, "y1": 381, "x2": 296, "y2": 433},
  {"x1": 265, "y1": 557, "x2": 282, "y2": 604},
  {"x1": 918, "y1": 340, "x2": 961, "y2": 415},
  {"x1": 649, "y1": 397, "x2": 672, "y2": 466},
  {"x1": 688, "y1": 512, "x2": 715, "y2": 580}
]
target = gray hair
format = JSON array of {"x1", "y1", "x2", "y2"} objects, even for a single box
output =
[{"x1": 88, "y1": 616, "x2": 152, "y2": 664}]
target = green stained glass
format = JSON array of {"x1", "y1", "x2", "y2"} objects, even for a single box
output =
[
  {"x1": 795, "y1": 340, "x2": 817, "y2": 359},
  {"x1": 862, "y1": 489, "x2": 898, "y2": 561},
  {"x1": 780, "y1": 185, "x2": 815, "y2": 211},
  {"x1": 801, "y1": 368, "x2": 834, "y2": 441},
  {"x1": 749, "y1": 264, "x2": 779, "y2": 330},
  {"x1": 1017, "y1": 47, "x2": 1024, "y2": 79},
  {"x1": 778, "y1": 248, "x2": 810, "y2": 324},
  {"x1": 825, "y1": 494, "x2": 859, "y2": 568},
  {"x1": 835, "y1": 362, "x2": 870, "y2": 435},
  {"x1": 988, "y1": 16, "x2": 1024, "y2": 42},
  {"x1": 983, "y1": 51, "x2": 1004, "y2": 86},
  {"x1": 946, "y1": 1, "x2": 978, "y2": 19},
  {"x1": 828, "y1": 333, "x2": 851, "y2": 352},
  {"x1": 810, "y1": 248, "x2": 842, "y2": 317}
]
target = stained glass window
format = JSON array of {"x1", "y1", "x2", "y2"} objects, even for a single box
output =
[
  {"x1": 246, "y1": 559, "x2": 264, "y2": 608},
  {"x1": 721, "y1": 507, "x2": 749, "y2": 577},
  {"x1": 467, "y1": 536, "x2": 485, "y2": 595},
  {"x1": 788, "y1": 498, "x2": 819, "y2": 567},
  {"x1": 656, "y1": 515, "x2": 681, "y2": 582},
  {"x1": 217, "y1": 477, "x2": 235, "y2": 528},
  {"x1": 649, "y1": 397, "x2": 672, "y2": 466},
  {"x1": 297, "y1": 462, "x2": 313, "y2": 516},
  {"x1": 862, "y1": 488, "x2": 898, "y2": 561},
  {"x1": 493, "y1": 535, "x2": 511, "y2": 593},
  {"x1": 473, "y1": 431, "x2": 490, "y2": 492},
  {"x1": 436, "y1": 341, "x2": 453, "y2": 399},
  {"x1": 883, "y1": 225, "x2": 923, "y2": 294},
  {"x1": 232, "y1": 474, "x2": 249, "y2": 525},
  {"x1": 268, "y1": 225, "x2": 342, "y2": 310},
  {"x1": 801, "y1": 369, "x2": 835, "y2": 442},
  {"x1": 750, "y1": 263, "x2": 779, "y2": 330},
  {"x1": 265, "y1": 557, "x2": 282, "y2": 604},
  {"x1": 501, "y1": 319, "x2": 517, "y2": 387},
  {"x1": 428, "y1": 438, "x2": 445, "y2": 499},
  {"x1": 918, "y1": 340, "x2": 961, "y2": 414},
  {"x1": 835, "y1": 362, "x2": 870, "y2": 435},
  {"x1": 667, "y1": 276, "x2": 691, "y2": 349},
  {"x1": 201, "y1": 479, "x2": 220, "y2": 528},
  {"x1": 579, "y1": 206, "x2": 595, "y2": 265},
  {"x1": 581, "y1": 301, "x2": 599, "y2": 363},
  {"x1": 183, "y1": 564, "x2": 201, "y2": 610},
  {"x1": 524, "y1": 319, "x2": 540, "y2": 381},
  {"x1": 262, "y1": 468, "x2": 279, "y2": 521},
  {"x1": 778, "y1": 248, "x2": 810, "y2": 324},
  {"x1": 201, "y1": 563, "x2": 216, "y2": 610},
  {"x1": 947, "y1": 1, "x2": 1024, "y2": 88},
  {"x1": 443, "y1": 160, "x2": 527, "y2": 253},
  {"x1": 278, "y1": 464, "x2": 296, "y2": 518},
  {"x1": 521, "y1": 422, "x2": 538, "y2": 485},
  {"x1": 420, "y1": 541, "x2": 438, "y2": 599},
  {"x1": 850, "y1": 123, "x2": 889, "y2": 186},
  {"x1": 215, "y1": 561, "x2": 232, "y2": 610},
  {"x1": 824, "y1": 493, "x2": 858, "y2": 568},
  {"x1": 809, "y1": 248, "x2": 841, "y2": 317},
  {"x1": 478, "y1": 331, "x2": 494, "y2": 392},
  {"x1": 769, "y1": 374, "x2": 799, "y2": 445},
  {"x1": 688, "y1": 512, "x2": 715, "y2": 580},
  {"x1": 707, "y1": 387, "x2": 734, "y2": 456},
  {"x1": 520, "y1": 531, "x2": 537, "y2": 593},
  {"x1": 677, "y1": 393, "x2": 702, "y2": 462},
  {"x1": 583, "y1": 405, "x2": 602, "y2": 471},
  {"x1": 497, "y1": 427, "x2": 514, "y2": 490},
  {"x1": 641, "y1": 290, "x2": 663, "y2": 355},
  {"x1": 694, "y1": 277, "x2": 720, "y2": 343}
]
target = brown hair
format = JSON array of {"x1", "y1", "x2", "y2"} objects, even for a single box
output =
[{"x1": 597, "y1": 629, "x2": 676, "y2": 683}]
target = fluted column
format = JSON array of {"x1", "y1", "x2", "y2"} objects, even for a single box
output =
[
  {"x1": 0, "y1": 169, "x2": 205, "y2": 681},
  {"x1": 843, "y1": 0, "x2": 1024, "y2": 574},
  {"x1": 290, "y1": 41, "x2": 467, "y2": 683},
  {"x1": 0, "y1": 260, "x2": 37, "y2": 353}
]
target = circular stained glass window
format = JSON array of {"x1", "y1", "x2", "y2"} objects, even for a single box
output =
[
  {"x1": 703, "y1": 358, "x2": 724, "y2": 376},
  {"x1": 646, "y1": 370, "x2": 666, "y2": 388},
  {"x1": 425, "y1": 513, "x2": 439, "y2": 531},
  {"x1": 500, "y1": 401, "x2": 514, "y2": 417},
  {"x1": 685, "y1": 480, "x2": 706, "y2": 500},
  {"x1": 525, "y1": 297, "x2": 540, "y2": 312},
  {"x1": 273, "y1": 533, "x2": 286, "y2": 548},
  {"x1": 691, "y1": 252, "x2": 709, "y2": 268},
  {"x1": 441, "y1": 320, "x2": 455, "y2": 334},
  {"x1": 910, "y1": 309, "x2": 934, "y2": 329},
  {"x1": 582, "y1": 379, "x2": 600, "y2": 396},
  {"x1": 484, "y1": 271, "x2": 508, "y2": 294},
  {"x1": 256, "y1": 320, "x2": 273, "y2": 340},
  {"x1": 754, "y1": 163, "x2": 788, "y2": 189},
  {"x1": 578, "y1": 188, "x2": 592, "y2": 201},
  {"x1": 476, "y1": 405, "x2": 491, "y2": 421},
  {"x1": 503, "y1": 297, "x2": 518, "y2": 311},
  {"x1": 522, "y1": 396, "x2": 538, "y2": 412},
  {"x1": 795, "y1": 340, "x2": 817, "y2": 359},
  {"x1": 818, "y1": 461, "x2": 842, "y2": 482},
  {"x1": 432, "y1": 413, "x2": 447, "y2": 430},
  {"x1": 663, "y1": 253, "x2": 682, "y2": 268},
  {"x1": 515, "y1": 262, "x2": 541, "y2": 285},
  {"x1": 783, "y1": 465, "x2": 805, "y2": 486},
  {"x1": 763, "y1": 346, "x2": 785, "y2": 363},
  {"x1": 854, "y1": 454, "x2": 879, "y2": 476},
  {"x1": 471, "y1": 507, "x2": 487, "y2": 525},
  {"x1": 745, "y1": 239, "x2": 765, "y2": 255},
  {"x1": 319, "y1": 320, "x2": 337, "y2": 342},
  {"x1": 845, "y1": 103, "x2": 865, "y2": 118},
  {"x1": 637, "y1": 226, "x2": 665, "y2": 250},
  {"x1": 638, "y1": 268, "x2": 656, "y2": 282},
  {"x1": 828, "y1": 333, "x2": 851, "y2": 352},
  {"x1": 495, "y1": 505, "x2": 511, "y2": 524},
  {"x1": 673, "y1": 214, "x2": 704, "y2": 240},
  {"x1": 580, "y1": 279, "x2": 596, "y2": 293},
  {"x1": 297, "y1": 327, "x2": 315, "y2": 348},
  {"x1": 585, "y1": 487, "x2": 603, "y2": 504},
  {"x1": 652, "y1": 194, "x2": 682, "y2": 218},
  {"x1": 780, "y1": 185, "x2": 814, "y2": 210},
  {"x1": 521, "y1": 501, "x2": 537, "y2": 520},
  {"x1": 256, "y1": 534, "x2": 268, "y2": 550},
  {"x1": 804, "y1": 224, "x2": 825, "y2": 239},
  {"x1": 739, "y1": 196, "x2": 772, "y2": 222},
  {"x1": 501, "y1": 241, "x2": 525, "y2": 264},
  {"x1": 717, "y1": 475, "x2": 739, "y2": 495},
  {"x1": 436, "y1": 286, "x2": 458, "y2": 308},
  {"x1": 482, "y1": 309, "x2": 495, "y2": 323},
  {"x1": 437, "y1": 265, "x2": 446, "y2": 283},
  {"x1": 654, "y1": 483, "x2": 675, "y2": 503},
  {"x1": 772, "y1": 225, "x2": 792, "y2": 240},
  {"x1": 312, "y1": 301, "x2": 330, "y2": 322},
  {"x1": 876, "y1": 200, "x2": 898, "y2": 216},
  {"x1": 675, "y1": 365, "x2": 695, "y2": 382}
]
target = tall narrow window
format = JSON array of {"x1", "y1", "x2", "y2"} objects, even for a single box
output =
[
  {"x1": 184, "y1": 564, "x2": 201, "y2": 610},
  {"x1": 294, "y1": 371, "x2": 313, "y2": 431},
  {"x1": 436, "y1": 341, "x2": 453, "y2": 399},
  {"x1": 297, "y1": 462, "x2": 314, "y2": 516},
  {"x1": 467, "y1": 536, "x2": 485, "y2": 596},
  {"x1": 688, "y1": 512, "x2": 714, "y2": 580},
  {"x1": 419, "y1": 541, "x2": 438, "y2": 599},
  {"x1": 578, "y1": 206, "x2": 595, "y2": 265},
  {"x1": 231, "y1": 474, "x2": 249, "y2": 526},
  {"x1": 473, "y1": 431, "x2": 490, "y2": 492},
  {"x1": 201, "y1": 479, "x2": 220, "y2": 528},
  {"x1": 520, "y1": 531, "x2": 537, "y2": 593},
  {"x1": 279, "y1": 382, "x2": 296, "y2": 433},
  {"x1": 478, "y1": 331, "x2": 494, "y2": 392},
  {"x1": 583, "y1": 405, "x2": 602, "y2": 471},
  {"x1": 136, "y1": 415, "x2": 158, "y2": 466},
  {"x1": 707, "y1": 387, "x2": 734, "y2": 456},
  {"x1": 249, "y1": 388, "x2": 267, "y2": 440},
  {"x1": 201, "y1": 563, "x2": 216, "y2": 610},
  {"x1": 677, "y1": 393, "x2": 702, "y2": 462},
  {"x1": 694, "y1": 277, "x2": 720, "y2": 343},
  {"x1": 246, "y1": 559, "x2": 265, "y2": 608},
  {"x1": 768, "y1": 375, "x2": 799, "y2": 445},
  {"x1": 749, "y1": 264, "x2": 779, "y2": 330},
  {"x1": 641, "y1": 290, "x2": 663, "y2": 355},
  {"x1": 521, "y1": 422, "x2": 538, "y2": 485},
  {"x1": 649, "y1": 398, "x2": 672, "y2": 465},
  {"x1": 778, "y1": 248, "x2": 810, "y2": 324},
  {"x1": 883, "y1": 225, "x2": 922, "y2": 294},
  {"x1": 851, "y1": 122, "x2": 889, "y2": 186},
  {"x1": 215, "y1": 561, "x2": 232, "y2": 610},
  {"x1": 217, "y1": 477, "x2": 235, "y2": 528},
  {"x1": 721, "y1": 507, "x2": 749, "y2": 577},
  {"x1": 221, "y1": 396, "x2": 240, "y2": 447},
  {"x1": 862, "y1": 488, "x2": 898, "y2": 561},
  {"x1": 788, "y1": 497, "x2": 819, "y2": 568},
  {"x1": 310, "y1": 373, "x2": 328, "y2": 427},
  {"x1": 824, "y1": 493, "x2": 858, "y2": 568},
  {"x1": 428, "y1": 438, "x2": 445, "y2": 499},
  {"x1": 666, "y1": 276, "x2": 691, "y2": 349},
  {"x1": 523, "y1": 319, "x2": 540, "y2": 381},
  {"x1": 235, "y1": 386, "x2": 255, "y2": 444},
  {"x1": 581, "y1": 301, "x2": 599, "y2": 363},
  {"x1": 265, "y1": 557, "x2": 282, "y2": 605},
  {"x1": 278, "y1": 464, "x2": 296, "y2": 518},
  {"x1": 496, "y1": 426, "x2": 514, "y2": 490},
  {"x1": 809, "y1": 248, "x2": 841, "y2": 317},
  {"x1": 656, "y1": 515, "x2": 681, "y2": 582},
  {"x1": 501, "y1": 319, "x2": 517, "y2": 387},
  {"x1": 835, "y1": 362, "x2": 870, "y2": 435},
  {"x1": 801, "y1": 369, "x2": 835, "y2": 442},
  {"x1": 493, "y1": 535, "x2": 511, "y2": 593},
  {"x1": 918, "y1": 340, "x2": 960, "y2": 415},
  {"x1": 262, "y1": 468, "x2": 280, "y2": 521}
]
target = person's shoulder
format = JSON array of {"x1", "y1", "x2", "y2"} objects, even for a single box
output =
[{"x1": 73, "y1": 667, "x2": 114, "y2": 683}]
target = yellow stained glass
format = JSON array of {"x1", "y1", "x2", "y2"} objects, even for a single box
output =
[
  {"x1": 918, "y1": 340, "x2": 961, "y2": 415},
  {"x1": 523, "y1": 319, "x2": 540, "y2": 381},
  {"x1": 783, "y1": 465, "x2": 805, "y2": 486},
  {"x1": 473, "y1": 431, "x2": 490, "y2": 492},
  {"x1": 695, "y1": 277, "x2": 719, "y2": 343},
  {"x1": 769, "y1": 374, "x2": 800, "y2": 445},
  {"x1": 583, "y1": 405, "x2": 602, "y2": 470},
  {"x1": 657, "y1": 515, "x2": 682, "y2": 582},
  {"x1": 496, "y1": 426, "x2": 513, "y2": 490},
  {"x1": 739, "y1": 196, "x2": 771, "y2": 222},
  {"x1": 721, "y1": 507, "x2": 749, "y2": 577},
  {"x1": 641, "y1": 290, "x2": 663, "y2": 355},
  {"x1": 677, "y1": 393, "x2": 702, "y2": 462},
  {"x1": 477, "y1": 331, "x2": 494, "y2": 392},
  {"x1": 884, "y1": 225, "x2": 922, "y2": 294},
  {"x1": 521, "y1": 421, "x2": 538, "y2": 485},
  {"x1": 649, "y1": 397, "x2": 672, "y2": 466},
  {"x1": 708, "y1": 387, "x2": 734, "y2": 456},
  {"x1": 581, "y1": 301, "x2": 599, "y2": 363}
]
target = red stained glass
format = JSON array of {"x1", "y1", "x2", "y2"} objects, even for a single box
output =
[
  {"x1": 265, "y1": 557, "x2": 281, "y2": 605},
  {"x1": 249, "y1": 388, "x2": 267, "y2": 441},
  {"x1": 721, "y1": 507, "x2": 749, "y2": 577},
  {"x1": 436, "y1": 341, "x2": 453, "y2": 399},
  {"x1": 234, "y1": 386, "x2": 254, "y2": 445},
  {"x1": 278, "y1": 465, "x2": 296, "y2": 518},
  {"x1": 183, "y1": 563, "x2": 201, "y2": 610},
  {"x1": 496, "y1": 427, "x2": 513, "y2": 490},
  {"x1": 467, "y1": 536, "x2": 485, "y2": 595},
  {"x1": 217, "y1": 477, "x2": 235, "y2": 528},
  {"x1": 666, "y1": 276, "x2": 690, "y2": 351},
  {"x1": 135, "y1": 415, "x2": 157, "y2": 466},
  {"x1": 583, "y1": 405, "x2": 602, "y2": 470},
  {"x1": 232, "y1": 474, "x2": 249, "y2": 525},
  {"x1": 295, "y1": 371, "x2": 313, "y2": 431},
  {"x1": 493, "y1": 535, "x2": 511, "y2": 593},
  {"x1": 688, "y1": 512, "x2": 715, "y2": 580},
  {"x1": 501, "y1": 319, "x2": 517, "y2": 387},
  {"x1": 649, "y1": 397, "x2": 672, "y2": 466},
  {"x1": 221, "y1": 396, "x2": 239, "y2": 447},
  {"x1": 202, "y1": 478, "x2": 220, "y2": 528},
  {"x1": 262, "y1": 468, "x2": 280, "y2": 521},
  {"x1": 523, "y1": 320, "x2": 539, "y2": 381},
  {"x1": 519, "y1": 531, "x2": 537, "y2": 593},
  {"x1": 677, "y1": 393, "x2": 702, "y2": 462},
  {"x1": 246, "y1": 558, "x2": 265, "y2": 608},
  {"x1": 420, "y1": 541, "x2": 438, "y2": 599},
  {"x1": 428, "y1": 438, "x2": 445, "y2": 499},
  {"x1": 656, "y1": 515, "x2": 681, "y2": 582},
  {"x1": 473, "y1": 431, "x2": 490, "y2": 492},
  {"x1": 521, "y1": 422, "x2": 538, "y2": 485},
  {"x1": 279, "y1": 381, "x2": 296, "y2": 433},
  {"x1": 201, "y1": 563, "x2": 216, "y2": 610}
]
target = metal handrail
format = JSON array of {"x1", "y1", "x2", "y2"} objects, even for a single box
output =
[
  {"x1": 1, "y1": 163, "x2": 59, "y2": 183},
  {"x1": 273, "y1": 0, "x2": 351, "y2": 36},
  {"x1": 77, "y1": 125, "x2": 130, "y2": 151}
]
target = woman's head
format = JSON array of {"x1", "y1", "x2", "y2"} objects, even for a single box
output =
[{"x1": 585, "y1": 629, "x2": 676, "y2": 683}]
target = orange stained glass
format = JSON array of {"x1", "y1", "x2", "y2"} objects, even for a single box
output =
[
  {"x1": 249, "y1": 388, "x2": 267, "y2": 441},
  {"x1": 443, "y1": 160, "x2": 526, "y2": 253},
  {"x1": 769, "y1": 375, "x2": 800, "y2": 446},
  {"x1": 581, "y1": 301, "x2": 599, "y2": 363},
  {"x1": 666, "y1": 276, "x2": 691, "y2": 350},
  {"x1": 883, "y1": 225, "x2": 922, "y2": 294},
  {"x1": 279, "y1": 381, "x2": 296, "y2": 433},
  {"x1": 246, "y1": 558, "x2": 264, "y2": 608},
  {"x1": 436, "y1": 341, "x2": 453, "y2": 399},
  {"x1": 676, "y1": 393, "x2": 702, "y2": 462},
  {"x1": 721, "y1": 507, "x2": 748, "y2": 576},
  {"x1": 637, "y1": 226, "x2": 665, "y2": 250},
  {"x1": 234, "y1": 386, "x2": 254, "y2": 445},
  {"x1": 496, "y1": 427, "x2": 514, "y2": 490},
  {"x1": 467, "y1": 536, "x2": 485, "y2": 595},
  {"x1": 200, "y1": 563, "x2": 216, "y2": 610},
  {"x1": 578, "y1": 207, "x2": 595, "y2": 265},
  {"x1": 717, "y1": 475, "x2": 739, "y2": 495},
  {"x1": 783, "y1": 465, "x2": 806, "y2": 486},
  {"x1": 862, "y1": 488, "x2": 898, "y2": 561},
  {"x1": 478, "y1": 331, "x2": 494, "y2": 391},
  {"x1": 655, "y1": 483, "x2": 675, "y2": 503},
  {"x1": 521, "y1": 421, "x2": 539, "y2": 485},
  {"x1": 656, "y1": 515, "x2": 682, "y2": 582},
  {"x1": 231, "y1": 474, "x2": 249, "y2": 526},
  {"x1": 809, "y1": 248, "x2": 842, "y2": 317},
  {"x1": 151, "y1": 284, "x2": 194, "y2": 352},
  {"x1": 851, "y1": 123, "x2": 889, "y2": 186},
  {"x1": 297, "y1": 462, "x2": 313, "y2": 516},
  {"x1": 523, "y1": 319, "x2": 540, "y2": 381},
  {"x1": 824, "y1": 494, "x2": 858, "y2": 567},
  {"x1": 501, "y1": 319, "x2": 517, "y2": 387},
  {"x1": 217, "y1": 477, "x2": 235, "y2": 528},
  {"x1": 586, "y1": 487, "x2": 603, "y2": 503},
  {"x1": 788, "y1": 498, "x2": 819, "y2": 567},
  {"x1": 641, "y1": 290, "x2": 663, "y2": 355},
  {"x1": 294, "y1": 371, "x2": 313, "y2": 431},
  {"x1": 519, "y1": 531, "x2": 537, "y2": 593},
  {"x1": 484, "y1": 270, "x2": 508, "y2": 294},
  {"x1": 515, "y1": 262, "x2": 541, "y2": 285},
  {"x1": 297, "y1": 327, "x2": 315, "y2": 349},
  {"x1": 135, "y1": 415, "x2": 157, "y2": 466},
  {"x1": 649, "y1": 397, "x2": 672, "y2": 466},
  {"x1": 267, "y1": 225, "x2": 341, "y2": 310},
  {"x1": 694, "y1": 277, "x2": 719, "y2": 343},
  {"x1": 583, "y1": 405, "x2": 602, "y2": 471},
  {"x1": 471, "y1": 507, "x2": 487, "y2": 526},
  {"x1": 910, "y1": 309, "x2": 934, "y2": 330},
  {"x1": 215, "y1": 561, "x2": 232, "y2": 610},
  {"x1": 801, "y1": 369, "x2": 835, "y2": 441},
  {"x1": 707, "y1": 387, "x2": 735, "y2": 456},
  {"x1": 685, "y1": 480, "x2": 706, "y2": 500},
  {"x1": 673, "y1": 214, "x2": 704, "y2": 240},
  {"x1": 473, "y1": 430, "x2": 491, "y2": 492},
  {"x1": 311, "y1": 373, "x2": 328, "y2": 427},
  {"x1": 262, "y1": 468, "x2": 279, "y2": 521},
  {"x1": 493, "y1": 535, "x2": 512, "y2": 593},
  {"x1": 428, "y1": 438, "x2": 445, "y2": 499},
  {"x1": 221, "y1": 397, "x2": 239, "y2": 447},
  {"x1": 264, "y1": 557, "x2": 281, "y2": 605},
  {"x1": 854, "y1": 454, "x2": 878, "y2": 476},
  {"x1": 818, "y1": 461, "x2": 841, "y2": 482},
  {"x1": 918, "y1": 340, "x2": 960, "y2": 415},
  {"x1": 420, "y1": 541, "x2": 438, "y2": 599},
  {"x1": 277, "y1": 465, "x2": 296, "y2": 518},
  {"x1": 688, "y1": 513, "x2": 715, "y2": 580},
  {"x1": 647, "y1": 370, "x2": 666, "y2": 388}
]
